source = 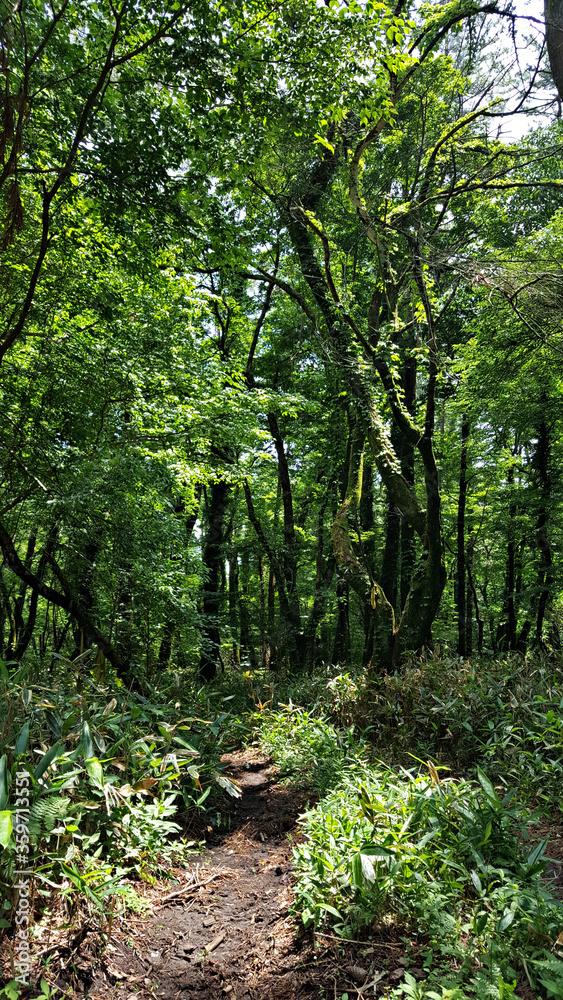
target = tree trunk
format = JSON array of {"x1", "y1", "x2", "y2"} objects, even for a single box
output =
[
  {"x1": 496, "y1": 463, "x2": 518, "y2": 652},
  {"x1": 380, "y1": 498, "x2": 401, "y2": 612},
  {"x1": 13, "y1": 526, "x2": 57, "y2": 662},
  {"x1": 332, "y1": 571, "x2": 351, "y2": 665},
  {"x1": 331, "y1": 429, "x2": 396, "y2": 670},
  {"x1": 267, "y1": 563, "x2": 276, "y2": 670},
  {"x1": 239, "y1": 546, "x2": 258, "y2": 668},
  {"x1": 545, "y1": 0, "x2": 563, "y2": 101},
  {"x1": 268, "y1": 412, "x2": 303, "y2": 669},
  {"x1": 229, "y1": 552, "x2": 240, "y2": 664},
  {"x1": 533, "y1": 420, "x2": 553, "y2": 648},
  {"x1": 70, "y1": 536, "x2": 99, "y2": 658},
  {"x1": 456, "y1": 418, "x2": 470, "y2": 656},
  {"x1": 288, "y1": 209, "x2": 446, "y2": 669},
  {"x1": 304, "y1": 497, "x2": 335, "y2": 671},
  {"x1": 198, "y1": 480, "x2": 230, "y2": 682},
  {"x1": 114, "y1": 561, "x2": 134, "y2": 669},
  {"x1": 158, "y1": 487, "x2": 202, "y2": 671},
  {"x1": 0, "y1": 519, "x2": 120, "y2": 670},
  {"x1": 242, "y1": 477, "x2": 303, "y2": 671}
]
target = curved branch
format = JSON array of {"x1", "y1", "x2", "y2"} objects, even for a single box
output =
[{"x1": 0, "y1": 520, "x2": 118, "y2": 666}]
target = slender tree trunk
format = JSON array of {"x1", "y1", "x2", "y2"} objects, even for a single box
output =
[
  {"x1": 258, "y1": 554, "x2": 266, "y2": 667},
  {"x1": 0, "y1": 520, "x2": 120, "y2": 669},
  {"x1": 242, "y1": 475, "x2": 303, "y2": 672},
  {"x1": 304, "y1": 498, "x2": 335, "y2": 671},
  {"x1": 158, "y1": 619, "x2": 175, "y2": 670},
  {"x1": 332, "y1": 429, "x2": 396, "y2": 670},
  {"x1": 229, "y1": 552, "x2": 240, "y2": 664},
  {"x1": 456, "y1": 418, "x2": 470, "y2": 656},
  {"x1": 332, "y1": 571, "x2": 351, "y2": 665},
  {"x1": 380, "y1": 498, "x2": 400, "y2": 612},
  {"x1": 268, "y1": 412, "x2": 303, "y2": 669},
  {"x1": 13, "y1": 526, "x2": 57, "y2": 662},
  {"x1": 0, "y1": 572, "x2": 16, "y2": 658},
  {"x1": 465, "y1": 529, "x2": 481, "y2": 656},
  {"x1": 71, "y1": 536, "x2": 99, "y2": 658},
  {"x1": 267, "y1": 564, "x2": 276, "y2": 670},
  {"x1": 114, "y1": 561, "x2": 134, "y2": 669},
  {"x1": 11, "y1": 530, "x2": 37, "y2": 651},
  {"x1": 239, "y1": 546, "x2": 258, "y2": 668},
  {"x1": 533, "y1": 421, "x2": 553, "y2": 648},
  {"x1": 158, "y1": 488, "x2": 202, "y2": 671},
  {"x1": 359, "y1": 457, "x2": 375, "y2": 578},
  {"x1": 496, "y1": 463, "x2": 517, "y2": 652},
  {"x1": 198, "y1": 481, "x2": 230, "y2": 682}
]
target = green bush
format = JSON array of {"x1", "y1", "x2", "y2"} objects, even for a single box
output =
[
  {"x1": 0, "y1": 656, "x2": 244, "y2": 917},
  {"x1": 371, "y1": 654, "x2": 563, "y2": 810},
  {"x1": 293, "y1": 758, "x2": 563, "y2": 995},
  {"x1": 251, "y1": 703, "x2": 367, "y2": 794}
]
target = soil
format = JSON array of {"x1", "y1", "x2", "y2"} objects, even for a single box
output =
[
  {"x1": 2, "y1": 752, "x2": 554, "y2": 999},
  {"x1": 83, "y1": 750, "x2": 410, "y2": 999}
]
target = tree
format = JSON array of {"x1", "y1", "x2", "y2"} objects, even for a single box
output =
[{"x1": 183, "y1": 0, "x2": 551, "y2": 669}]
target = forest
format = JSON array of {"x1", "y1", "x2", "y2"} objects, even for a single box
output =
[{"x1": 2, "y1": 0, "x2": 563, "y2": 996}]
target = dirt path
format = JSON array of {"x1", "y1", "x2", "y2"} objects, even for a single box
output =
[
  {"x1": 87, "y1": 749, "x2": 368, "y2": 1000},
  {"x1": 0, "y1": 749, "x2": 409, "y2": 1000}
]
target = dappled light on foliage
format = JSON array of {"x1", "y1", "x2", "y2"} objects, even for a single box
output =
[{"x1": 1, "y1": 0, "x2": 563, "y2": 995}]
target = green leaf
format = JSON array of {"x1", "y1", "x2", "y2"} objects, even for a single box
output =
[
  {"x1": 196, "y1": 787, "x2": 211, "y2": 807},
  {"x1": 360, "y1": 844, "x2": 394, "y2": 857},
  {"x1": 476, "y1": 768, "x2": 501, "y2": 808},
  {"x1": 34, "y1": 742, "x2": 63, "y2": 780},
  {"x1": 3, "y1": 981, "x2": 20, "y2": 1000},
  {"x1": 84, "y1": 757, "x2": 104, "y2": 789},
  {"x1": 15, "y1": 721, "x2": 30, "y2": 755},
  {"x1": 81, "y1": 721, "x2": 94, "y2": 760},
  {"x1": 0, "y1": 810, "x2": 13, "y2": 847},
  {"x1": 470, "y1": 870, "x2": 482, "y2": 893},
  {"x1": 527, "y1": 838, "x2": 547, "y2": 868},
  {"x1": 351, "y1": 852, "x2": 363, "y2": 887},
  {"x1": 498, "y1": 909, "x2": 514, "y2": 932}
]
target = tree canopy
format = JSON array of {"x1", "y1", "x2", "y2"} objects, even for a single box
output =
[{"x1": 0, "y1": 0, "x2": 561, "y2": 682}]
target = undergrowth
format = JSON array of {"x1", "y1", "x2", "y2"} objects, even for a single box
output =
[
  {"x1": 0, "y1": 653, "x2": 247, "y2": 935},
  {"x1": 252, "y1": 653, "x2": 563, "y2": 1000},
  {"x1": 372, "y1": 653, "x2": 563, "y2": 809},
  {"x1": 248, "y1": 701, "x2": 368, "y2": 794},
  {"x1": 4, "y1": 649, "x2": 563, "y2": 999}
]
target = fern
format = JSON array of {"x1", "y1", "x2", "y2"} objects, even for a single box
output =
[
  {"x1": 531, "y1": 957, "x2": 563, "y2": 999},
  {"x1": 468, "y1": 968, "x2": 518, "y2": 1000},
  {"x1": 0, "y1": 844, "x2": 15, "y2": 886},
  {"x1": 28, "y1": 794, "x2": 69, "y2": 845}
]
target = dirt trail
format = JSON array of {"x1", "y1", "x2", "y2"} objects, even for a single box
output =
[{"x1": 94, "y1": 750, "x2": 347, "y2": 1000}]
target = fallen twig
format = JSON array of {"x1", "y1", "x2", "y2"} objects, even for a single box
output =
[
  {"x1": 314, "y1": 931, "x2": 402, "y2": 947},
  {"x1": 159, "y1": 872, "x2": 225, "y2": 905},
  {"x1": 203, "y1": 928, "x2": 226, "y2": 955}
]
